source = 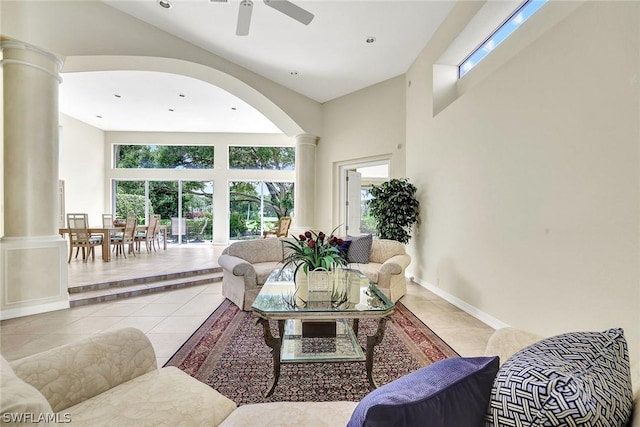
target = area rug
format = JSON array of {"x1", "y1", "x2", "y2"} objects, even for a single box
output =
[{"x1": 165, "y1": 299, "x2": 458, "y2": 405}]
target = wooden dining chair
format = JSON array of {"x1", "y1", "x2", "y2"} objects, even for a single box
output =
[
  {"x1": 113, "y1": 213, "x2": 137, "y2": 258},
  {"x1": 135, "y1": 215, "x2": 158, "y2": 253},
  {"x1": 151, "y1": 215, "x2": 162, "y2": 251},
  {"x1": 66, "y1": 213, "x2": 102, "y2": 263},
  {"x1": 262, "y1": 216, "x2": 292, "y2": 238}
]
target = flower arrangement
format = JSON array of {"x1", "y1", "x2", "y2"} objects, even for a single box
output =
[{"x1": 282, "y1": 228, "x2": 347, "y2": 275}]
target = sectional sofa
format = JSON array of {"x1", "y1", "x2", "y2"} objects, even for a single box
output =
[{"x1": 1, "y1": 327, "x2": 637, "y2": 426}]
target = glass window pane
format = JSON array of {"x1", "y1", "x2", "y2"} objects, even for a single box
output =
[
  {"x1": 229, "y1": 181, "x2": 294, "y2": 240},
  {"x1": 114, "y1": 180, "x2": 145, "y2": 224},
  {"x1": 114, "y1": 145, "x2": 214, "y2": 169},
  {"x1": 183, "y1": 181, "x2": 213, "y2": 243},
  {"x1": 459, "y1": 0, "x2": 547, "y2": 78},
  {"x1": 228, "y1": 146, "x2": 294, "y2": 170}
]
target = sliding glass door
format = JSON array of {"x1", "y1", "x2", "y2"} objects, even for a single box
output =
[{"x1": 114, "y1": 179, "x2": 213, "y2": 244}]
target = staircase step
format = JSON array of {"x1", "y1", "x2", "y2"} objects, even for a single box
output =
[
  {"x1": 68, "y1": 267, "x2": 222, "y2": 294},
  {"x1": 69, "y1": 271, "x2": 223, "y2": 307}
]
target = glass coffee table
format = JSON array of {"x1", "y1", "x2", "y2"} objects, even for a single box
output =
[{"x1": 251, "y1": 268, "x2": 395, "y2": 397}]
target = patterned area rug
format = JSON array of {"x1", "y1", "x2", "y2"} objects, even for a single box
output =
[{"x1": 165, "y1": 299, "x2": 458, "y2": 405}]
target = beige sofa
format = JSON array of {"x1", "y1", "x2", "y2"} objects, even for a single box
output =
[
  {"x1": 1, "y1": 328, "x2": 237, "y2": 426},
  {"x1": 1, "y1": 327, "x2": 638, "y2": 426},
  {"x1": 218, "y1": 237, "x2": 411, "y2": 311}
]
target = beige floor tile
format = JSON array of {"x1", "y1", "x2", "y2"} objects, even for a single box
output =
[
  {"x1": 53, "y1": 316, "x2": 126, "y2": 334},
  {"x1": 88, "y1": 302, "x2": 150, "y2": 317},
  {"x1": 131, "y1": 303, "x2": 183, "y2": 317},
  {"x1": 102, "y1": 317, "x2": 166, "y2": 333},
  {"x1": 172, "y1": 295, "x2": 224, "y2": 316},
  {"x1": 149, "y1": 316, "x2": 208, "y2": 334},
  {"x1": 146, "y1": 333, "x2": 193, "y2": 358}
]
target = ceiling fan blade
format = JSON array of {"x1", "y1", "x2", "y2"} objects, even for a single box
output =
[
  {"x1": 236, "y1": 0, "x2": 253, "y2": 36},
  {"x1": 263, "y1": 0, "x2": 314, "y2": 25}
]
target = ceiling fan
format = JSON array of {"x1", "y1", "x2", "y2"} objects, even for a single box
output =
[{"x1": 236, "y1": 0, "x2": 314, "y2": 36}]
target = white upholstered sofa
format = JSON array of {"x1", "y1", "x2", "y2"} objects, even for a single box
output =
[
  {"x1": 1, "y1": 327, "x2": 638, "y2": 426},
  {"x1": 218, "y1": 237, "x2": 411, "y2": 311}
]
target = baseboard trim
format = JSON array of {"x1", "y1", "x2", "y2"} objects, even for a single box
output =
[
  {"x1": 409, "y1": 276, "x2": 510, "y2": 330},
  {"x1": 0, "y1": 300, "x2": 70, "y2": 321}
]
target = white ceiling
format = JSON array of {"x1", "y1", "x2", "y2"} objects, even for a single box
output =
[{"x1": 59, "y1": 0, "x2": 455, "y2": 133}]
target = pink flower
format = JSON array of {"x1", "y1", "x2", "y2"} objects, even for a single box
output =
[
  {"x1": 299, "y1": 234, "x2": 306, "y2": 241},
  {"x1": 307, "y1": 240, "x2": 316, "y2": 248},
  {"x1": 304, "y1": 231, "x2": 312, "y2": 239}
]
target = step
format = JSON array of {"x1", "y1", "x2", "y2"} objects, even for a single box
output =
[
  {"x1": 68, "y1": 267, "x2": 222, "y2": 294},
  {"x1": 69, "y1": 271, "x2": 223, "y2": 307}
]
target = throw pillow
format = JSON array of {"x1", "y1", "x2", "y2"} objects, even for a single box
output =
[
  {"x1": 347, "y1": 356, "x2": 499, "y2": 427},
  {"x1": 338, "y1": 239, "x2": 352, "y2": 257},
  {"x1": 484, "y1": 328, "x2": 633, "y2": 426},
  {"x1": 347, "y1": 234, "x2": 372, "y2": 264}
]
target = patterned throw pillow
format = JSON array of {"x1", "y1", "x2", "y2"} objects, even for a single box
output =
[
  {"x1": 348, "y1": 356, "x2": 499, "y2": 427},
  {"x1": 484, "y1": 328, "x2": 633, "y2": 427},
  {"x1": 347, "y1": 234, "x2": 372, "y2": 264}
]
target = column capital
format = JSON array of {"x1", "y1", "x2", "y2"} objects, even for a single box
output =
[
  {"x1": 294, "y1": 133, "x2": 318, "y2": 146},
  {"x1": 1, "y1": 40, "x2": 64, "y2": 83}
]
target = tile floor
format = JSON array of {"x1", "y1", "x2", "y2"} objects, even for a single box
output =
[{"x1": 0, "y1": 244, "x2": 495, "y2": 367}]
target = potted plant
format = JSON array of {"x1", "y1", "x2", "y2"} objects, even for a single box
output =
[
  {"x1": 282, "y1": 228, "x2": 347, "y2": 276},
  {"x1": 368, "y1": 178, "x2": 420, "y2": 244}
]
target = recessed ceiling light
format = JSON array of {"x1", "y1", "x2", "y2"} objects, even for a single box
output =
[
  {"x1": 96, "y1": 115, "x2": 103, "y2": 119},
  {"x1": 290, "y1": 71, "x2": 299, "y2": 76},
  {"x1": 366, "y1": 36, "x2": 376, "y2": 44},
  {"x1": 168, "y1": 108, "x2": 174, "y2": 112},
  {"x1": 114, "y1": 94, "x2": 121, "y2": 98},
  {"x1": 231, "y1": 107, "x2": 237, "y2": 110},
  {"x1": 158, "y1": 0, "x2": 172, "y2": 9}
]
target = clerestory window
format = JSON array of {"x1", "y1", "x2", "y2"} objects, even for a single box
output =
[{"x1": 459, "y1": 0, "x2": 547, "y2": 78}]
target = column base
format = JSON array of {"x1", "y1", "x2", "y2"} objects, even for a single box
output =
[{"x1": 0, "y1": 236, "x2": 69, "y2": 320}]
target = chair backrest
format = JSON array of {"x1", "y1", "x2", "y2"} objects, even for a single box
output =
[
  {"x1": 67, "y1": 213, "x2": 90, "y2": 243},
  {"x1": 171, "y1": 217, "x2": 186, "y2": 235},
  {"x1": 276, "y1": 217, "x2": 292, "y2": 237},
  {"x1": 102, "y1": 213, "x2": 114, "y2": 228},
  {"x1": 151, "y1": 215, "x2": 161, "y2": 235},
  {"x1": 146, "y1": 215, "x2": 158, "y2": 238},
  {"x1": 122, "y1": 213, "x2": 137, "y2": 243}
]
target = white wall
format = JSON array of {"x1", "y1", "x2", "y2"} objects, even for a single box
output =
[
  {"x1": 59, "y1": 113, "x2": 105, "y2": 226},
  {"x1": 317, "y1": 75, "x2": 406, "y2": 232},
  {"x1": 406, "y1": 1, "x2": 640, "y2": 363}
]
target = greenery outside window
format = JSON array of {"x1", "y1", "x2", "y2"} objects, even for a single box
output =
[
  {"x1": 228, "y1": 146, "x2": 294, "y2": 170},
  {"x1": 114, "y1": 145, "x2": 214, "y2": 169},
  {"x1": 229, "y1": 181, "x2": 294, "y2": 240}
]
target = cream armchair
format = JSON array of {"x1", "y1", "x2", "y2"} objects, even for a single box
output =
[
  {"x1": 347, "y1": 239, "x2": 411, "y2": 303},
  {"x1": 1, "y1": 328, "x2": 236, "y2": 426},
  {"x1": 218, "y1": 238, "x2": 288, "y2": 311}
]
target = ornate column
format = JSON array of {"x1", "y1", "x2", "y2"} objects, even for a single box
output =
[
  {"x1": 0, "y1": 40, "x2": 69, "y2": 319},
  {"x1": 293, "y1": 133, "x2": 317, "y2": 234}
]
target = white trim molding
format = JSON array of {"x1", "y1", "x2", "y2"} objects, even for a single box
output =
[{"x1": 410, "y1": 275, "x2": 510, "y2": 330}]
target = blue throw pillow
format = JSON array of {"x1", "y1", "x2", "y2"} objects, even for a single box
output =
[
  {"x1": 347, "y1": 356, "x2": 499, "y2": 427},
  {"x1": 338, "y1": 239, "x2": 352, "y2": 257}
]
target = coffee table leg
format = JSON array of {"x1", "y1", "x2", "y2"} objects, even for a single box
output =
[
  {"x1": 256, "y1": 318, "x2": 284, "y2": 397},
  {"x1": 366, "y1": 316, "x2": 390, "y2": 389},
  {"x1": 353, "y1": 318, "x2": 359, "y2": 337}
]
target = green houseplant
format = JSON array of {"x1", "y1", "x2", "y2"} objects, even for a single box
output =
[{"x1": 368, "y1": 178, "x2": 420, "y2": 244}]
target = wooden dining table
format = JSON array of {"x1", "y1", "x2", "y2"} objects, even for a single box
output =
[{"x1": 59, "y1": 225, "x2": 167, "y2": 262}]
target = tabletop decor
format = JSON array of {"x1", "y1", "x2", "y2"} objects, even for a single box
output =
[
  {"x1": 282, "y1": 228, "x2": 347, "y2": 275},
  {"x1": 282, "y1": 228, "x2": 348, "y2": 303}
]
